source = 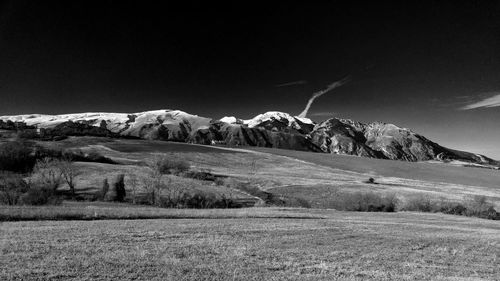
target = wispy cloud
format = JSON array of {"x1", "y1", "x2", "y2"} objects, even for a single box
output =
[
  {"x1": 298, "y1": 76, "x2": 350, "y2": 118},
  {"x1": 309, "y1": 112, "x2": 336, "y2": 117},
  {"x1": 460, "y1": 92, "x2": 500, "y2": 110},
  {"x1": 275, "y1": 80, "x2": 307, "y2": 87}
]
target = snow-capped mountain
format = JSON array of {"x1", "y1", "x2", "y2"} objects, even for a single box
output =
[
  {"x1": 221, "y1": 111, "x2": 314, "y2": 134},
  {"x1": 0, "y1": 110, "x2": 211, "y2": 141},
  {"x1": 1, "y1": 109, "x2": 498, "y2": 166}
]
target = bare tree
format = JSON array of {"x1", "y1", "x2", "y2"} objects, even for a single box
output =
[
  {"x1": 127, "y1": 173, "x2": 138, "y2": 204},
  {"x1": 58, "y1": 159, "x2": 81, "y2": 196},
  {"x1": 145, "y1": 159, "x2": 163, "y2": 205},
  {"x1": 33, "y1": 158, "x2": 63, "y2": 191},
  {"x1": 145, "y1": 154, "x2": 186, "y2": 206}
]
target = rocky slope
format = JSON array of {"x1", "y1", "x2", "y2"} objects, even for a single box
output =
[{"x1": 0, "y1": 109, "x2": 498, "y2": 166}]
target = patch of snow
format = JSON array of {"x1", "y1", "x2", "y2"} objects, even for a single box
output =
[
  {"x1": 244, "y1": 111, "x2": 312, "y2": 128},
  {"x1": 0, "y1": 109, "x2": 212, "y2": 135},
  {"x1": 294, "y1": 116, "x2": 314, "y2": 125},
  {"x1": 220, "y1": 116, "x2": 242, "y2": 124}
]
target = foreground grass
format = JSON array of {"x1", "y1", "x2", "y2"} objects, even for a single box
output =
[
  {"x1": 0, "y1": 202, "x2": 322, "y2": 221},
  {"x1": 1, "y1": 210, "x2": 499, "y2": 280}
]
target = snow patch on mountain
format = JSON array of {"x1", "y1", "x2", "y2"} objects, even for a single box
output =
[
  {"x1": 219, "y1": 116, "x2": 243, "y2": 124},
  {"x1": 0, "y1": 110, "x2": 212, "y2": 137},
  {"x1": 244, "y1": 111, "x2": 314, "y2": 128}
]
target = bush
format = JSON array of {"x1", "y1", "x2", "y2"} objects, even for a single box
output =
[
  {"x1": 438, "y1": 201, "x2": 467, "y2": 216},
  {"x1": 114, "y1": 174, "x2": 126, "y2": 202},
  {"x1": 150, "y1": 155, "x2": 190, "y2": 175},
  {"x1": 341, "y1": 191, "x2": 397, "y2": 212},
  {"x1": 0, "y1": 141, "x2": 36, "y2": 173},
  {"x1": 34, "y1": 147, "x2": 116, "y2": 164},
  {"x1": 157, "y1": 191, "x2": 236, "y2": 209},
  {"x1": 19, "y1": 185, "x2": 61, "y2": 205},
  {"x1": 365, "y1": 177, "x2": 376, "y2": 184},
  {"x1": 32, "y1": 158, "x2": 63, "y2": 191},
  {"x1": 465, "y1": 196, "x2": 499, "y2": 220},
  {"x1": 400, "y1": 195, "x2": 499, "y2": 220},
  {"x1": 0, "y1": 172, "x2": 29, "y2": 205},
  {"x1": 16, "y1": 129, "x2": 39, "y2": 139},
  {"x1": 183, "y1": 170, "x2": 217, "y2": 181},
  {"x1": 214, "y1": 177, "x2": 225, "y2": 186},
  {"x1": 33, "y1": 146, "x2": 63, "y2": 160},
  {"x1": 98, "y1": 179, "x2": 110, "y2": 201},
  {"x1": 0, "y1": 171, "x2": 62, "y2": 206},
  {"x1": 321, "y1": 191, "x2": 397, "y2": 212},
  {"x1": 400, "y1": 194, "x2": 434, "y2": 212}
]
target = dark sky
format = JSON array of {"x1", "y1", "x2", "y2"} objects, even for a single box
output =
[{"x1": 1, "y1": 1, "x2": 500, "y2": 158}]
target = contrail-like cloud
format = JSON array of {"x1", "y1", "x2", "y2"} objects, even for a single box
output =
[
  {"x1": 460, "y1": 92, "x2": 500, "y2": 110},
  {"x1": 297, "y1": 76, "x2": 350, "y2": 118},
  {"x1": 275, "y1": 80, "x2": 307, "y2": 87}
]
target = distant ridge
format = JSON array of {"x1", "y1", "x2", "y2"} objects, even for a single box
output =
[{"x1": 1, "y1": 109, "x2": 498, "y2": 168}]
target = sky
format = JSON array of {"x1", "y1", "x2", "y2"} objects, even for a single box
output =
[{"x1": 0, "y1": 1, "x2": 499, "y2": 159}]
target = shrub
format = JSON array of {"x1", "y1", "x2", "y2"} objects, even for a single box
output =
[
  {"x1": 114, "y1": 174, "x2": 126, "y2": 202},
  {"x1": 34, "y1": 147, "x2": 116, "y2": 164},
  {"x1": 0, "y1": 172, "x2": 29, "y2": 205},
  {"x1": 365, "y1": 177, "x2": 377, "y2": 184},
  {"x1": 400, "y1": 195, "x2": 499, "y2": 220},
  {"x1": 341, "y1": 191, "x2": 397, "y2": 212},
  {"x1": 149, "y1": 155, "x2": 190, "y2": 175},
  {"x1": 437, "y1": 201, "x2": 467, "y2": 216},
  {"x1": 465, "y1": 196, "x2": 499, "y2": 220},
  {"x1": 32, "y1": 158, "x2": 63, "y2": 191},
  {"x1": 400, "y1": 194, "x2": 434, "y2": 212},
  {"x1": 321, "y1": 191, "x2": 397, "y2": 212},
  {"x1": 157, "y1": 191, "x2": 235, "y2": 209},
  {"x1": 214, "y1": 177, "x2": 225, "y2": 186},
  {"x1": 0, "y1": 141, "x2": 36, "y2": 173},
  {"x1": 16, "y1": 129, "x2": 39, "y2": 139},
  {"x1": 33, "y1": 146, "x2": 63, "y2": 160},
  {"x1": 127, "y1": 174, "x2": 138, "y2": 204},
  {"x1": 98, "y1": 178, "x2": 110, "y2": 201},
  {"x1": 183, "y1": 170, "x2": 216, "y2": 181},
  {"x1": 19, "y1": 185, "x2": 61, "y2": 205},
  {"x1": 144, "y1": 155, "x2": 190, "y2": 205}
]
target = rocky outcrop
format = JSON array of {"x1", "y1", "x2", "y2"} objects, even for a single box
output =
[
  {"x1": 309, "y1": 118, "x2": 384, "y2": 158},
  {"x1": 309, "y1": 118, "x2": 498, "y2": 165}
]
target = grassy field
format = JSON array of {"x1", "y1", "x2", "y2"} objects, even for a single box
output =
[
  {"x1": 1, "y1": 208, "x2": 499, "y2": 280},
  {"x1": 248, "y1": 147, "x2": 500, "y2": 189},
  {"x1": 2, "y1": 138, "x2": 500, "y2": 280},
  {"x1": 30, "y1": 137, "x2": 500, "y2": 208}
]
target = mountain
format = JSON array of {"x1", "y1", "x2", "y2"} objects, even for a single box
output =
[{"x1": 1, "y1": 109, "x2": 498, "y2": 167}]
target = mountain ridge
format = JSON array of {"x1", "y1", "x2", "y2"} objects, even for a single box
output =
[{"x1": 1, "y1": 109, "x2": 498, "y2": 167}]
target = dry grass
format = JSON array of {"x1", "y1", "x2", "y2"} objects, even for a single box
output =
[
  {"x1": 2, "y1": 139, "x2": 500, "y2": 280},
  {"x1": 0, "y1": 202, "x2": 321, "y2": 221},
  {"x1": 35, "y1": 137, "x2": 500, "y2": 209},
  {"x1": 1, "y1": 209, "x2": 499, "y2": 280}
]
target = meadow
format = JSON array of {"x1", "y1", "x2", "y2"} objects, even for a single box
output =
[
  {"x1": 1, "y1": 137, "x2": 500, "y2": 280},
  {"x1": 1, "y1": 208, "x2": 499, "y2": 280}
]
